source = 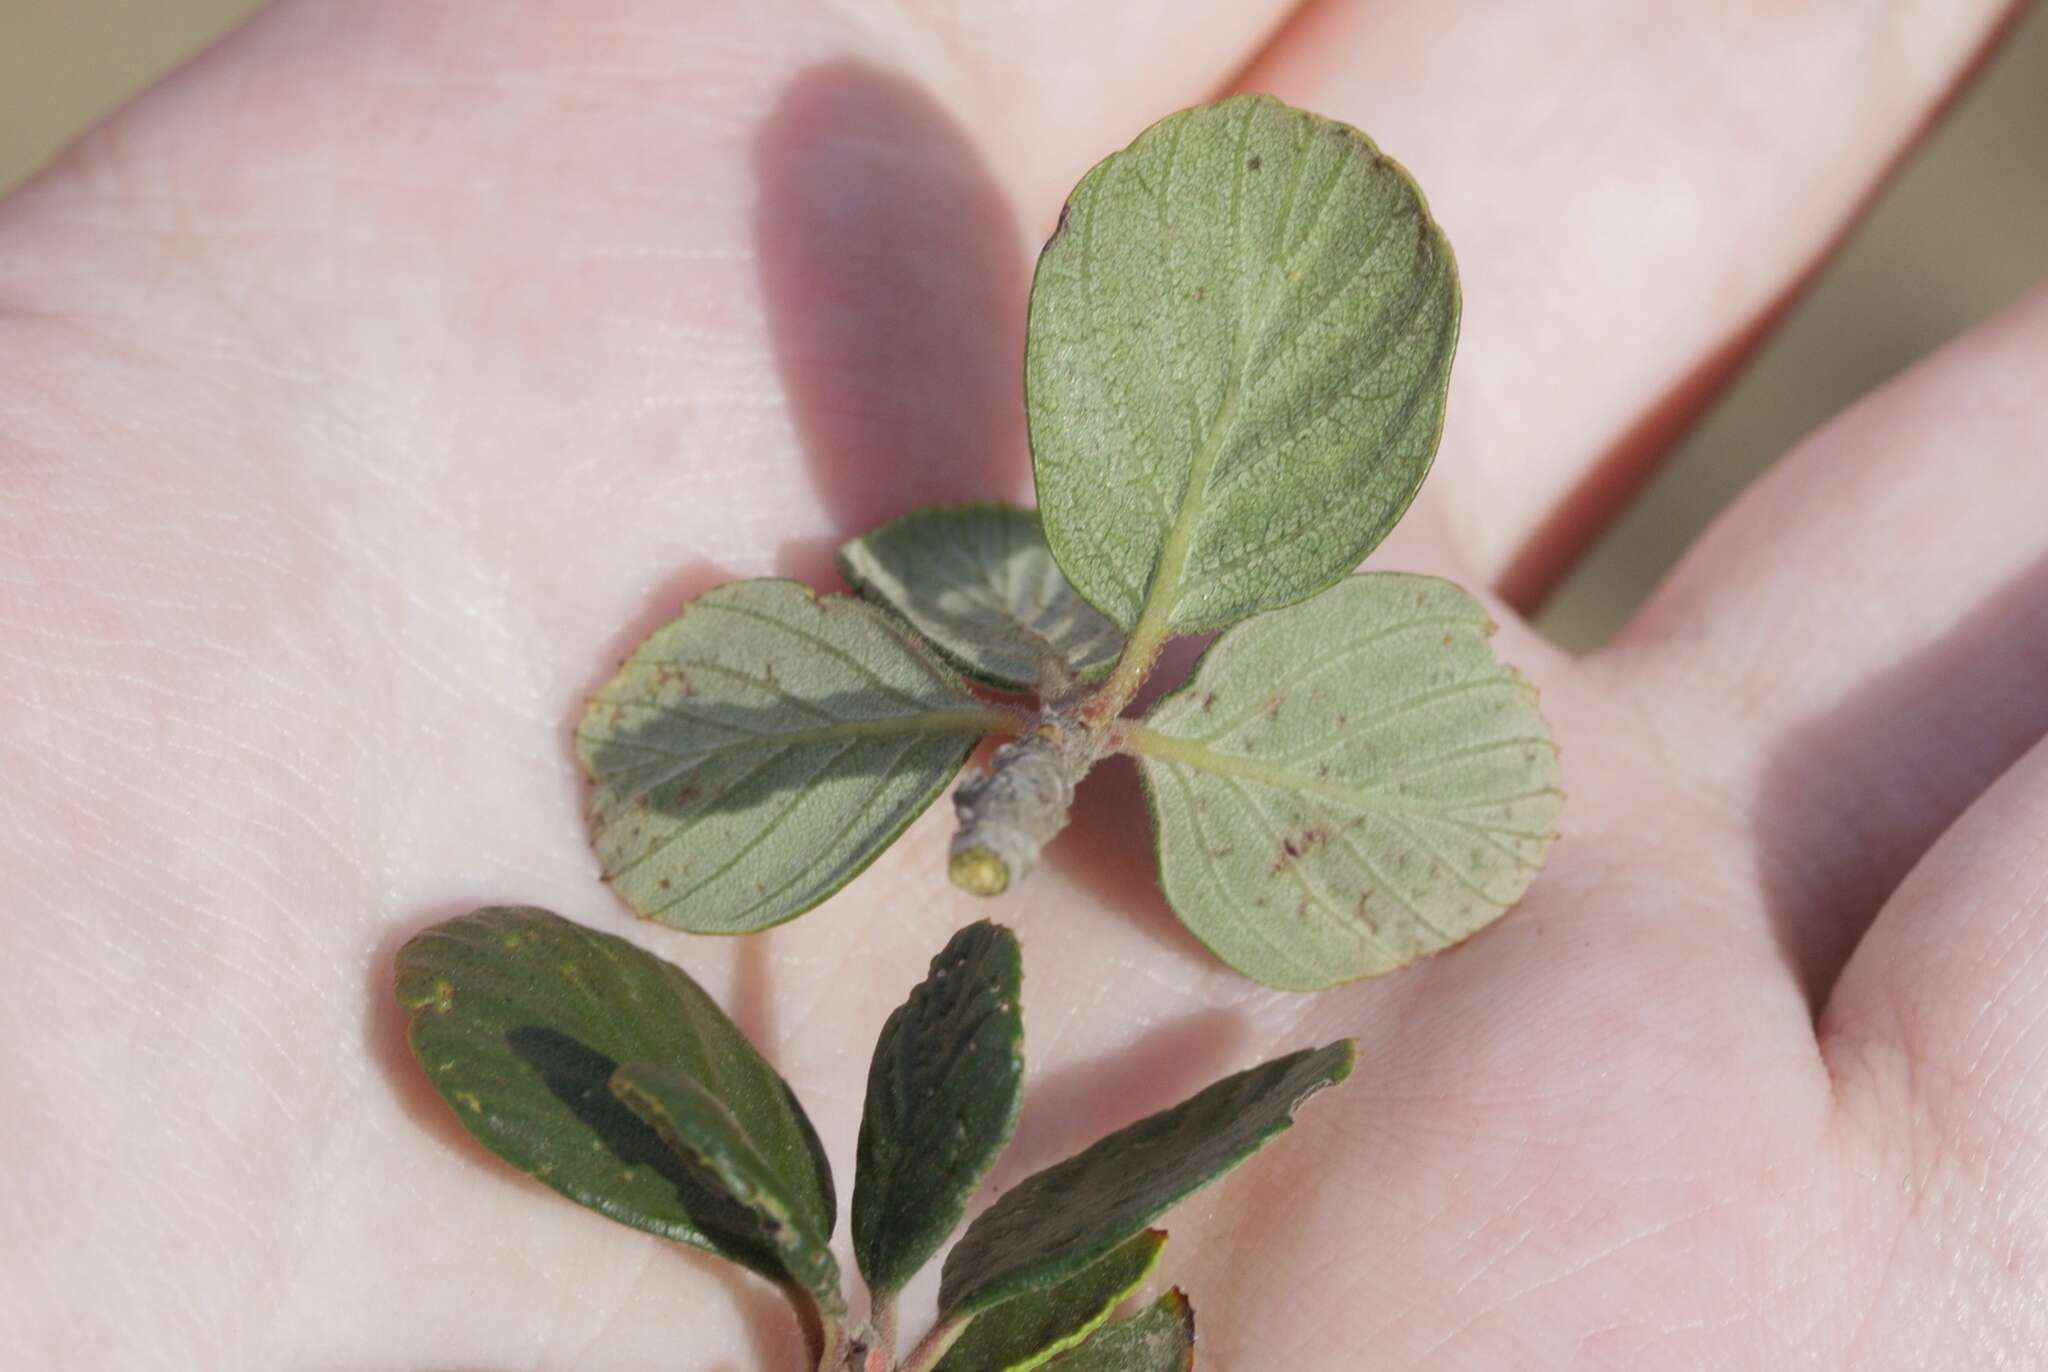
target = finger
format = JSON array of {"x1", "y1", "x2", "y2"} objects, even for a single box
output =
[
  {"x1": 10, "y1": 0, "x2": 1304, "y2": 217},
  {"x1": 1819, "y1": 730, "x2": 2048, "y2": 1338},
  {"x1": 1615, "y1": 284, "x2": 2048, "y2": 997},
  {"x1": 0, "y1": 0, "x2": 1308, "y2": 640},
  {"x1": 1234, "y1": 0, "x2": 2016, "y2": 602}
]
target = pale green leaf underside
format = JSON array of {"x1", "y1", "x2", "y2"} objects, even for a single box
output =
[
  {"x1": 936, "y1": 1230, "x2": 1165, "y2": 1372},
  {"x1": 839, "y1": 503, "x2": 1125, "y2": 691},
  {"x1": 394, "y1": 907, "x2": 835, "y2": 1284},
  {"x1": 577, "y1": 579, "x2": 1004, "y2": 934},
  {"x1": 1132, "y1": 574, "x2": 1562, "y2": 990},
  {"x1": 1042, "y1": 1291, "x2": 1195, "y2": 1371},
  {"x1": 940, "y1": 1041, "x2": 1353, "y2": 1316},
  {"x1": 611, "y1": 1061, "x2": 844, "y2": 1317},
  {"x1": 1029, "y1": 93, "x2": 1459, "y2": 634}
]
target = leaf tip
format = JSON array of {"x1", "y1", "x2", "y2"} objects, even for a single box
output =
[{"x1": 1153, "y1": 1288, "x2": 1197, "y2": 1369}]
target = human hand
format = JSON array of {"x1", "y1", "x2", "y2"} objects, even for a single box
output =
[{"x1": 3, "y1": 2, "x2": 2043, "y2": 1366}]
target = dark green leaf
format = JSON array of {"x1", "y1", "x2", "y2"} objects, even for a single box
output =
[
  {"x1": 839, "y1": 503, "x2": 1125, "y2": 692},
  {"x1": 1130, "y1": 573, "x2": 1562, "y2": 989},
  {"x1": 1029, "y1": 93, "x2": 1459, "y2": 636},
  {"x1": 935, "y1": 1230, "x2": 1166, "y2": 1372},
  {"x1": 853, "y1": 920, "x2": 1025, "y2": 1297},
  {"x1": 611, "y1": 1061, "x2": 843, "y2": 1316},
  {"x1": 578, "y1": 579, "x2": 1009, "y2": 934},
  {"x1": 1043, "y1": 1291, "x2": 1195, "y2": 1371},
  {"x1": 394, "y1": 906, "x2": 835, "y2": 1285},
  {"x1": 939, "y1": 1041, "x2": 1354, "y2": 1316}
]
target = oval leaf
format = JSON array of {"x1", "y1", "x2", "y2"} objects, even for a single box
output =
[
  {"x1": 839, "y1": 503, "x2": 1125, "y2": 692},
  {"x1": 1130, "y1": 573, "x2": 1562, "y2": 990},
  {"x1": 394, "y1": 907, "x2": 835, "y2": 1284},
  {"x1": 1043, "y1": 1291, "x2": 1195, "y2": 1372},
  {"x1": 1029, "y1": 93, "x2": 1459, "y2": 635},
  {"x1": 936, "y1": 1230, "x2": 1166, "y2": 1372},
  {"x1": 578, "y1": 579, "x2": 1006, "y2": 934},
  {"x1": 611, "y1": 1061, "x2": 843, "y2": 1316},
  {"x1": 939, "y1": 1041, "x2": 1354, "y2": 1316},
  {"x1": 854, "y1": 920, "x2": 1025, "y2": 1297}
]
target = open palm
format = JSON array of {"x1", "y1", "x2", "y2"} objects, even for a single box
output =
[{"x1": 6, "y1": 3, "x2": 2046, "y2": 1367}]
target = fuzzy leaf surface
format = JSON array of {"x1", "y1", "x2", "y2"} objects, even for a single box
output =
[
  {"x1": 935, "y1": 1230, "x2": 1166, "y2": 1372},
  {"x1": 1042, "y1": 1291, "x2": 1195, "y2": 1371},
  {"x1": 1029, "y1": 93, "x2": 1458, "y2": 635},
  {"x1": 853, "y1": 920, "x2": 1025, "y2": 1297},
  {"x1": 611, "y1": 1061, "x2": 843, "y2": 1316},
  {"x1": 393, "y1": 907, "x2": 835, "y2": 1283},
  {"x1": 839, "y1": 503, "x2": 1124, "y2": 691},
  {"x1": 939, "y1": 1041, "x2": 1353, "y2": 1316},
  {"x1": 1130, "y1": 573, "x2": 1562, "y2": 990},
  {"x1": 578, "y1": 579, "x2": 1005, "y2": 934}
]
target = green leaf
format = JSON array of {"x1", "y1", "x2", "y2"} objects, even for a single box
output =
[
  {"x1": 839, "y1": 503, "x2": 1126, "y2": 692},
  {"x1": 1028, "y1": 93, "x2": 1459, "y2": 637},
  {"x1": 854, "y1": 920, "x2": 1025, "y2": 1297},
  {"x1": 1042, "y1": 1291, "x2": 1196, "y2": 1372},
  {"x1": 939, "y1": 1041, "x2": 1354, "y2": 1316},
  {"x1": 578, "y1": 578, "x2": 1008, "y2": 934},
  {"x1": 1129, "y1": 573, "x2": 1562, "y2": 990},
  {"x1": 610, "y1": 1061, "x2": 843, "y2": 1316},
  {"x1": 936, "y1": 1230, "x2": 1166, "y2": 1372},
  {"x1": 393, "y1": 906, "x2": 836, "y2": 1285}
]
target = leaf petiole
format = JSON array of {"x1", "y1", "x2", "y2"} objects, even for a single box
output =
[
  {"x1": 865, "y1": 1297, "x2": 898, "y2": 1372},
  {"x1": 814, "y1": 1307, "x2": 846, "y2": 1372},
  {"x1": 1078, "y1": 372, "x2": 1245, "y2": 732},
  {"x1": 896, "y1": 1313, "x2": 971, "y2": 1372}
]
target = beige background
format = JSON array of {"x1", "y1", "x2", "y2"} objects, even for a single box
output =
[{"x1": 4, "y1": 2, "x2": 2044, "y2": 648}]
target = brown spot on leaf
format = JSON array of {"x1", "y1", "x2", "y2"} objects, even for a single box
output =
[
  {"x1": 1247, "y1": 155, "x2": 1263, "y2": 171},
  {"x1": 1270, "y1": 828, "x2": 1329, "y2": 875}
]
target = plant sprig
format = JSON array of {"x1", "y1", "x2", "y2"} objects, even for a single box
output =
[
  {"x1": 396, "y1": 907, "x2": 1349, "y2": 1371},
  {"x1": 576, "y1": 93, "x2": 1561, "y2": 991}
]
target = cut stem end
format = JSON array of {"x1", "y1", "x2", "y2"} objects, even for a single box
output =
[
  {"x1": 947, "y1": 724, "x2": 1095, "y2": 896},
  {"x1": 949, "y1": 846, "x2": 1011, "y2": 897}
]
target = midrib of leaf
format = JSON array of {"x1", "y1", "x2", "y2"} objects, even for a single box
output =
[
  {"x1": 1098, "y1": 103, "x2": 1334, "y2": 692},
  {"x1": 1117, "y1": 373, "x2": 1241, "y2": 658},
  {"x1": 593, "y1": 710, "x2": 1007, "y2": 899},
  {"x1": 699, "y1": 596, "x2": 962, "y2": 707},
  {"x1": 607, "y1": 718, "x2": 991, "y2": 907},
  {"x1": 1124, "y1": 723, "x2": 1557, "y2": 814},
  {"x1": 586, "y1": 708, "x2": 1009, "y2": 802}
]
